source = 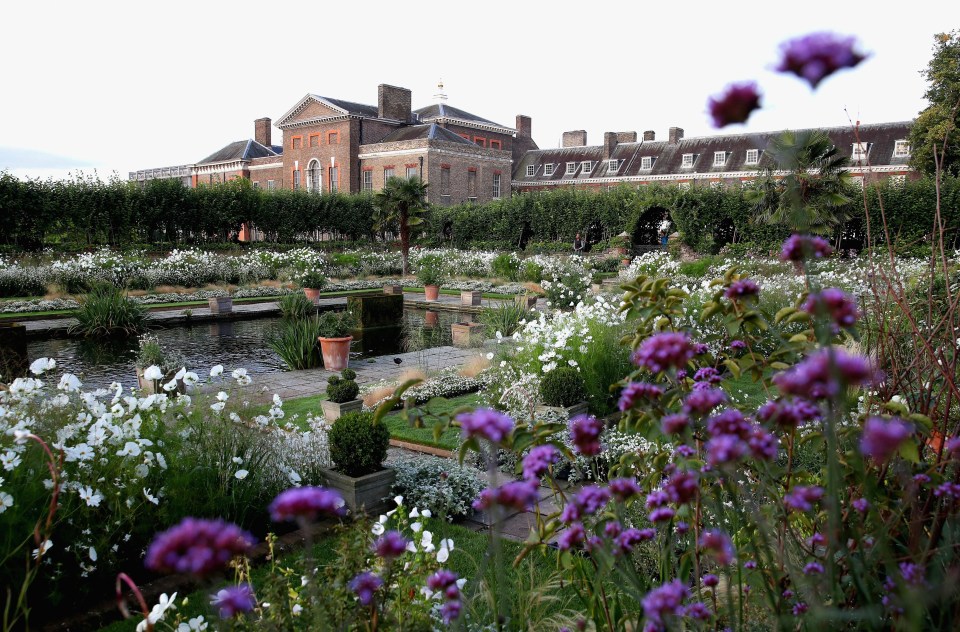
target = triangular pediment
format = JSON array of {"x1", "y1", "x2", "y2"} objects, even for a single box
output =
[{"x1": 276, "y1": 95, "x2": 348, "y2": 128}]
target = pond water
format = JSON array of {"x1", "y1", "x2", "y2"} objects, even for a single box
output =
[{"x1": 26, "y1": 309, "x2": 467, "y2": 390}]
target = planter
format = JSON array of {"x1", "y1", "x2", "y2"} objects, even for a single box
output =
[
  {"x1": 318, "y1": 336, "x2": 353, "y2": 371},
  {"x1": 322, "y1": 467, "x2": 397, "y2": 514},
  {"x1": 536, "y1": 401, "x2": 589, "y2": 418},
  {"x1": 136, "y1": 367, "x2": 186, "y2": 396},
  {"x1": 207, "y1": 296, "x2": 233, "y2": 314},
  {"x1": 451, "y1": 321, "x2": 484, "y2": 347},
  {"x1": 460, "y1": 290, "x2": 482, "y2": 306},
  {"x1": 321, "y1": 398, "x2": 364, "y2": 424},
  {"x1": 515, "y1": 295, "x2": 537, "y2": 309},
  {"x1": 383, "y1": 284, "x2": 403, "y2": 295},
  {"x1": 303, "y1": 288, "x2": 322, "y2": 304},
  {"x1": 424, "y1": 285, "x2": 440, "y2": 301},
  {"x1": 423, "y1": 310, "x2": 438, "y2": 327}
]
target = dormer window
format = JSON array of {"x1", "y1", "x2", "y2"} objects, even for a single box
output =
[
  {"x1": 608, "y1": 159, "x2": 621, "y2": 173},
  {"x1": 526, "y1": 165, "x2": 535, "y2": 177},
  {"x1": 851, "y1": 142, "x2": 870, "y2": 161},
  {"x1": 566, "y1": 162, "x2": 577, "y2": 175},
  {"x1": 641, "y1": 156, "x2": 653, "y2": 170},
  {"x1": 893, "y1": 140, "x2": 911, "y2": 158},
  {"x1": 713, "y1": 151, "x2": 728, "y2": 167},
  {"x1": 745, "y1": 149, "x2": 760, "y2": 165},
  {"x1": 544, "y1": 163, "x2": 556, "y2": 176},
  {"x1": 681, "y1": 154, "x2": 695, "y2": 168},
  {"x1": 581, "y1": 161, "x2": 594, "y2": 174}
]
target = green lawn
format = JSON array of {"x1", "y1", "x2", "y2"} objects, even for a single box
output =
[{"x1": 381, "y1": 393, "x2": 481, "y2": 451}]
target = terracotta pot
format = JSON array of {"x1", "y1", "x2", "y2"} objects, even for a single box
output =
[
  {"x1": 318, "y1": 335, "x2": 353, "y2": 371},
  {"x1": 424, "y1": 310, "x2": 438, "y2": 327},
  {"x1": 424, "y1": 285, "x2": 440, "y2": 301},
  {"x1": 303, "y1": 288, "x2": 321, "y2": 304},
  {"x1": 136, "y1": 368, "x2": 186, "y2": 395}
]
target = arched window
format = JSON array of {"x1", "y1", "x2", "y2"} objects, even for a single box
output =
[{"x1": 307, "y1": 159, "x2": 322, "y2": 193}]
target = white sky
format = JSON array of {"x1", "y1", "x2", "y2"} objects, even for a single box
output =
[{"x1": 0, "y1": 1, "x2": 952, "y2": 181}]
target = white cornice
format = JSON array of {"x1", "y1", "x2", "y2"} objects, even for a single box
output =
[
  {"x1": 195, "y1": 161, "x2": 245, "y2": 174},
  {"x1": 248, "y1": 161, "x2": 282, "y2": 171},
  {"x1": 419, "y1": 115, "x2": 515, "y2": 136},
  {"x1": 359, "y1": 146, "x2": 509, "y2": 163}
]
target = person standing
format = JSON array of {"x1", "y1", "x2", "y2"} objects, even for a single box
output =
[{"x1": 573, "y1": 233, "x2": 584, "y2": 255}]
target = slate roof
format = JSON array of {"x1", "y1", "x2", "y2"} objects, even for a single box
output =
[
  {"x1": 198, "y1": 139, "x2": 280, "y2": 165},
  {"x1": 414, "y1": 104, "x2": 510, "y2": 130},
  {"x1": 309, "y1": 95, "x2": 380, "y2": 118},
  {"x1": 514, "y1": 121, "x2": 914, "y2": 182},
  {"x1": 374, "y1": 123, "x2": 479, "y2": 145}
]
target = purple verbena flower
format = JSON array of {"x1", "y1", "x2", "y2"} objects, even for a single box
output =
[
  {"x1": 807, "y1": 532, "x2": 826, "y2": 547},
  {"x1": 614, "y1": 527, "x2": 655, "y2": 555},
  {"x1": 707, "y1": 409, "x2": 749, "y2": 439},
  {"x1": 756, "y1": 398, "x2": 821, "y2": 427},
  {"x1": 632, "y1": 332, "x2": 696, "y2": 374},
  {"x1": 427, "y1": 569, "x2": 458, "y2": 591},
  {"x1": 619, "y1": 382, "x2": 665, "y2": 412},
  {"x1": 350, "y1": 571, "x2": 383, "y2": 606},
  {"x1": 685, "y1": 601, "x2": 711, "y2": 621},
  {"x1": 724, "y1": 279, "x2": 760, "y2": 301},
  {"x1": 702, "y1": 574, "x2": 719, "y2": 587},
  {"x1": 569, "y1": 414, "x2": 603, "y2": 456},
  {"x1": 575, "y1": 485, "x2": 611, "y2": 515},
  {"x1": 605, "y1": 521, "x2": 623, "y2": 538},
  {"x1": 441, "y1": 600, "x2": 462, "y2": 623},
  {"x1": 609, "y1": 477, "x2": 642, "y2": 501},
  {"x1": 210, "y1": 583, "x2": 256, "y2": 619},
  {"x1": 557, "y1": 522, "x2": 586, "y2": 551},
  {"x1": 522, "y1": 444, "x2": 559, "y2": 480},
  {"x1": 803, "y1": 561, "x2": 825, "y2": 575},
  {"x1": 708, "y1": 82, "x2": 762, "y2": 128},
  {"x1": 145, "y1": 517, "x2": 255, "y2": 577},
  {"x1": 748, "y1": 426, "x2": 779, "y2": 461},
  {"x1": 646, "y1": 489, "x2": 670, "y2": 509},
  {"x1": 269, "y1": 486, "x2": 345, "y2": 522},
  {"x1": 776, "y1": 32, "x2": 867, "y2": 88},
  {"x1": 675, "y1": 521, "x2": 690, "y2": 535},
  {"x1": 784, "y1": 485, "x2": 824, "y2": 512},
  {"x1": 793, "y1": 602, "x2": 808, "y2": 616},
  {"x1": 457, "y1": 408, "x2": 514, "y2": 444},
  {"x1": 693, "y1": 367, "x2": 722, "y2": 385},
  {"x1": 852, "y1": 497, "x2": 870, "y2": 513},
  {"x1": 934, "y1": 482, "x2": 960, "y2": 503},
  {"x1": 743, "y1": 560, "x2": 757, "y2": 569},
  {"x1": 674, "y1": 444, "x2": 696, "y2": 458},
  {"x1": 699, "y1": 529, "x2": 736, "y2": 565},
  {"x1": 860, "y1": 417, "x2": 913, "y2": 464},
  {"x1": 473, "y1": 480, "x2": 539, "y2": 512},
  {"x1": 914, "y1": 473, "x2": 931, "y2": 485},
  {"x1": 374, "y1": 531, "x2": 409, "y2": 559},
  {"x1": 803, "y1": 288, "x2": 860, "y2": 329},
  {"x1": 781, "y1": 234, "x2": 834, "y2": 262},
  {"x1": 706, "y1": 434, "x2": 747, "y2": 466},
  {"x1": 642, "y1": 579, "x2": 690, "y2": 630},
  {"x1": 649, "y1": 506, "x2": 676, "y2": 523},
  {"x1": 730, "y1": 339, "x2": 747, "y2": 350},
  {"x1": 772, "y1": 349, "x2": 877, "y2": 400},
  {"x1": 665, "y1": 470, "x2": 699, "y2": 505},
  {"x1": 899, "y1": 562, "x2": 926, "y2": 587},
  {"x1": 661, "y1": 413, "x2": 690, "y2": 435},
  {"x1": 684, "y1": 388, "x2": 727, "y2": 416}
]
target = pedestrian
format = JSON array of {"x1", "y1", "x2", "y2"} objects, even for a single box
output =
[{"x1": 573, "y1": 233, "x2": 584, "y2": 256}]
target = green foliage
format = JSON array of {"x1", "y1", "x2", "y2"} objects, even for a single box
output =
[
  {"x1": 327, "y1": 411, "x2": 390, "y2": 477},
  {"x1": 910, "y1": 31, "x2": 960, "y2": 177},
  {"x1": 374, "y1": 176, "x2": 429, "y2": 274},
  {"x1": 521, "y1": 259, "x2": 544, "y2": 282},
  {"x1": 491, "y1": 252, "x2": 521, "y2": 280},
  {"x1": 267, "y1": 317, "x2": 324, "y2": 369},
  {"x1": 415, "y1": 253, "x2": 445, "y2": 286},
  {"x1": 539, "y1": 366, "x2": 587, "y2": 407},
  {"x1": 326, "y1": 370, "x2": 360, "y2": 403},
  {"x1": 278, "y1": 292, "x2": 316, "y2": 320},
  {"x1": 478, "y1": 301, "x2": 532, "y2": 337},
  {"x1": 68, "y1": 282, "x2": 147, "y2": 337},
  {"x1": 316, "y1": 309, "x2": 358, "y2": 338},
  {"x1": 134, "y1": 333, "x2": 184, "y2": 373},
  {"x1": 862, "y1": 176, "x2": 960, "y2": 250}
]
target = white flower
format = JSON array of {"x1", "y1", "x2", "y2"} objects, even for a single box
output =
[
  {"x1": 411, "y1": 521, "x2": 422, "y2": 533},
  {"x1": 410, "y1": 508, "x2": 420, "y2": 518},
  {"x1": 394, "y1": 495, "x2": 404, "y2": 506},
  {"x1": 210, "y1": 402, "x2": 226, "y2": 414},
  {"x1": 232, "y1": 368, "x2": 251, "y2": 386},
  {"x1": 143, "y1": 365, "x2": 164, "y2": 381},
  {"x1": 143, "y1": 488, "x2": 159, "y2": 505},
  {"x1": 182, "y1": 372, "x2": 200, "y2": 386},
  {"x1": 421, "y1": 509, "x2": 432, "y2": 518},
  {"x1": 177, "y1": 616, "x2": 208, "y2": 631},
  {"x1": 291, "y1": 604, "x2": 303, "y2": 617},
  {"x1": 117, "y1": 442, "x2": 142, "y2": 457},
  {"x1": 32, "y1": 539, "x2": 53, "y2": 559},
  {"x1": 89, "y1": 546, "x2": 98, "y2": 562},
  {"x1": 235, "y1": 469, "x2": 249, "y2": 480},
  {"x1": 78, "y1": 486, "x2": 103, "y2": 507},
  {"x1": 437, "y1": 537, "x2": 455, "y2": 563},
  {"x1": 137, "y1": 592, "x2": 178, "y2": 632},
  {"x1": 232, "y1": 456, "x2": 243, "y2": 464},
  {"x1": 173, "y1": 367, "x2": 187, "y2": 381},
  {"x1": 162, "y1": 379, "x2": 178, "y2": 392},
  {"x1": 57, "y1": 373, "x2": 82, "y2": 392},
  {"x1": 29, "y1": 357, "x2": 56, "y2": 375},
  {"x1": 1, "y1": 451, "x2": 22, "y2": 471},
  {"x1": 210, "y1": 365, "x2": 224, "y2": 378},
  {"x1": 0, "y1": 491, "x2": 13, "y2": 513},
  {"x1": 486, "y1": 352, "x2": 494, "y2": 360},
  {"x1": 216, "y1": 391, "x2": 229, "y2": 402}
]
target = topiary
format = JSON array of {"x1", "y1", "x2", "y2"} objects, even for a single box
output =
[
  {"x1": 328, "y1": 411, "x2": 390, "y2": 477},
  {"x1": 326, "y1": 369, "x2": 360, "y2": 403},
  {"x1": 539, "y1": 366, "x2": 587, "y2": 407}
]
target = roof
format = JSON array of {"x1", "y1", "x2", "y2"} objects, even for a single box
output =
[
  {"x1": 309, "y1": 95, "x2": 380, "y2": 118},
  {"x1": 197, "y1": 139, "x2": 279, "y2": 165},
  {"x1": 414, "y1": 103, "x2": 512, "y2": 131},
  {"x1": 515, "y1": 121, "x2": 914, "y2": 182},
  {"x1": 373, "y1": 123, "x2": 479, "y2": 145}
]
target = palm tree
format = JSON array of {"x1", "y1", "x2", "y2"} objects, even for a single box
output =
[
  {"x1": 374, "y1": 176, "x2": 429, "y2": 275},
  {"x1": 747, "y1": 129, "x2": 854, "y2": 235}
]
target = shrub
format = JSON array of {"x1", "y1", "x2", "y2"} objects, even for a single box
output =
[
  {"x1": 326, "y1": 369, "x2": 360, "y2": 403},
  {"x1": 135, "y1": 333, "x2": 184, "y2": 375},
  {"x1": 279, "y1": 292, "x2": 316, "y2": 320},
  {"x1": 520, "y1": 259, "x2": 544, "y2": 282},
  {"x1": 539, "y1": 366, "x2": 586, "y2": 407},
  {"x1": 391, "y1": 456, "x2": 485, "y2": 521},
  {"x1": 267, "y1": 317, "x2": 324, "y2": 369},
  {"x1": 478, "y1": 301, "x2": 532, "y2": 337},
  {"x1": 327, "y1": 411, "x2": 390, "y2": 477},
  {"x1": 491, "y1": 252, "x2": 521, "y2": 281},
  {"x1": 316, "y1": 309, "x2": 358, "y2": 338},
  {"x1": 415, "y1": 253, "x2": 445, "y2": 286},
  {"x1": 68, "y1": 282, "x2": 147, "y2": 337}
]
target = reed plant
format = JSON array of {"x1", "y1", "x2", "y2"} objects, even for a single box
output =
[
  {"x1": 477, "y1": 301, "x2": 532, "y2": 337},
  {"x1": 267, "y1": 317, "x2": 324, "y2": 369},
  {"x1": 68, "y1": 282, "x2": 147, "y2": 337},
  {"x1": 278, "y1": 292, "x2": 316, "y2": 320}
]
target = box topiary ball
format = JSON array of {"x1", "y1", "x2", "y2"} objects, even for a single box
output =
[
  {"x1": 539, "y1": 366, "x2": 587, "y2": 407},
  {"x1": 328, "y1": 411, "x2": 389, "y2": 477}
]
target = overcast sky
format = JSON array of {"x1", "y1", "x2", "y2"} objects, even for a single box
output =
[{"x1": 0, "y1": 1, "x2": 950, "y2": 182}]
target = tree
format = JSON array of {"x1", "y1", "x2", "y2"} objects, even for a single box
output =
[
  {"x1": 747, "y1": 129, "x2": 853, "y2": 236},
  {"x1": 374, "y1": 177, "x2": 429, "y2": 274},
  {"x1": 910, "y1": 31, "x2": 960, "y2": 178}
]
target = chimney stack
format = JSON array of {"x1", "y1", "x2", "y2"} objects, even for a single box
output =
[
  {"x1": 616, "y1": 131, "x2": 637, "y2": 143},
  {"x1": 562, "y1": 130, "x2": 588, "y2": 147},
  {"x1": 378, "y1": 84, "x2": 412, "y2": 122},
  {"x1": 516, "y1": 115, "x2": 532, "y2": 138},
  {"x1": 255, "y1": 117, "x2": 272, "y2": 148},
  {"x1": 603, "y1": 132, "x2": 618, "y2": 160},
  {"x1": 668, "y1": 127, "x2": 684, "y2": 145},
  {"x1": 643, "y1": 130, "x2": 656, "y2": 141}
]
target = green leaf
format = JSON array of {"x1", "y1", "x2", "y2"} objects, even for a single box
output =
[{"x1": 898, "y1": 440, "x2": 920, "y2": 464}]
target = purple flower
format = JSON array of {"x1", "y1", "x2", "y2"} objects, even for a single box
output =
[
  {"x1": 619, "y1": 381, "x2": 665, "y2": 411},
  {"x1": 792, "y1": 602, "x2": 808, "y2": 616},
  {"x1": 707, "y1": 409, "x2": 749, "y2": 438},
  {"x1": 684, "y1": 388, "x2": 727, "y2": 416},
  {"x1": 860, "y1": 417, "x2": 913, "y2": 464},
  {"x1": 609, "y1": 477, "x2": 642, "y2": 501},
  {"x1": 946, "y1": 436, "x2": 960, "y2": 457},
  {"x1": 374, "y1": 531, "x2": 409, "y2": 559},
  {"x1": 427, "y1": 569, "x2": 458, "y2": 591},
  {"x1": 756, "y1": 398, "x2": 821, "y2": 428},
  {"x1": 899, "y1": 562, "x2": 925, "y2": 587},
  {"x1": 350, "y1": 571, "x2": 383, "y2": 606},
  {"x1": 803, "y1": 561, "x2": 825, "y2": 575},
  {"x1": 914, "y1": 473, "x2": 931, "y2": 485},
  {"x1": 269, "y1": 486, "x2": 345, "y2": 522},
  {"x1": 557, "y1": 522, "x2": 586, "y2": 551},
  {"x1": 473, "y1": 480, "x2": 539, "y2": 512},
  {"x1": 145, "y1": 518, "x2": 255, "y2": 577},
  {"x1": 784, "y1": 485, "x2": 824, "y2": 512},
  {"x1": 803, "y1": 288, "x2": 860, "y2": 329},
  {"x1": 632, "y1": 332, "x2": 696, "y2": 374},
  {"x1": 441, "y1": 600, "x2": 462, "y2": 623},
  {"x1": 210, "y1": 583, "x2": 256, "y2": 619},
  {"x1": 730, "y1": 339, "x2": 747, "y2": 350},
  {"x1": 665, "y1": 470, "x2": 699, "y2": 505},
  {"x1": 702, "y1": 574, "x2": 719, "y2": 587},
  {"x1": 748, "y1": 426, "x2": 779, "y2": 461},
  {"x1": 569, "y1": 414, "x2": 603, "y2": 456},
  {"x1": 782, "y1": 589, "x2": 795, "y2": 599},
  {"x1": 781, "y1": 234, "x2": 834, "y2": 262},
  {"x1": 649, "y1": 506, "x2": 676, "y2": 523},
  {"x1": 457, "y1": 408, "x2": 514, "y2": 444},
  {"x1": 699, "y1": 529, "x2": 735, "y2": 565},
  {"x1": 776, "y1": 32, "x2": 867, "y2": 88},
  {"x1": 646, "y1": 489, "x2": 670, "y2": 509},
  {"x1": 674, "y1": 444, "x2": 696, "y2": 458},
  {"x1": 724, "y1": 279, "x2": 760, "y2": 301},
  {"x1": 708, "y1": 82, "x2": 762, "y2": 127},
  {"x1": 575, "y1": 485, "x2": 612, "y2": 515},
  {"x1": 693, "y1": 367, "x2": 722, "y2": 385},
  {"x1": 743, "y1": 560, "x2": 757, "y2": 570},
  {"x1": 852, "y1": 497, "x2": 870, "y2": 513},
  {"x1": 661, "y1": 413, "x2": 690, "y2": 435},
  {"x1": 807, "y1": 532, "x2": 826, "y2": 547},
  {"x1": 605, "y1": 521, "x2": 623, "y2": 538},
  {"x1": 522, "y1": 444, "x2": 559, "y2": 480},
  {"x1": 934, "y1": 482, "x2": 960, "y2": 502},
  {"x1": 614, "y1": 528, "x2": 655, "y2": 555},
  {"x1": 772, "y1": 349, "x2": 877, "y2": 401},
  {"x1": 675, "y1": 521, "x2": 690, "y2": 535},
  {"x1": 706, "y1": 434, "x2": 747, "y2": 466},
  {"x1": 685, "y1": 601, "x2": 711, "y2": 621},
  {"x1": 642, "y1": 579, "x2": 690, "y2": 630}
]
